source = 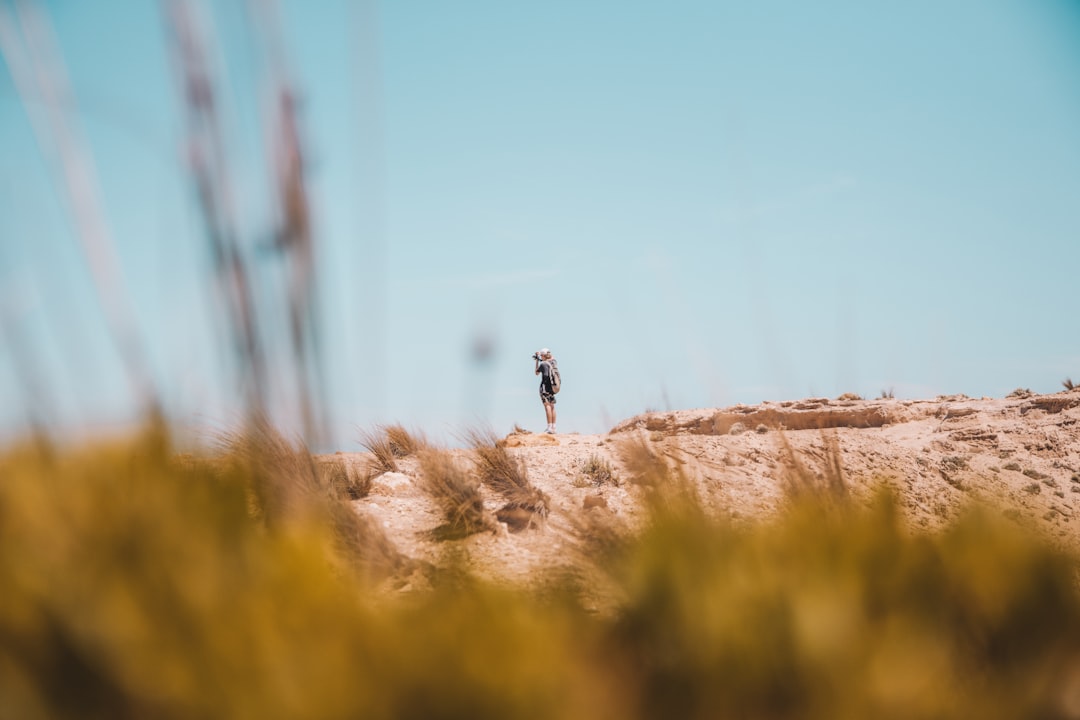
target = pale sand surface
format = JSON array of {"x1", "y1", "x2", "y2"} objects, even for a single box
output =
[{"x1": 319, "y1": 389, "x2": 1080, "y2": 592}]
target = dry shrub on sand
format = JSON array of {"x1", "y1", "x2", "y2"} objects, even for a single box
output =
[
  {"x1": 466, "y1": 429, "x2": 549, "y2": 531},
  {"x1": 318, "y1": 457, "x2": 372, "y2": 500},
  {"x1": 579, "y1": 454, "x2": 619, "y2": 487},
  {"x1": 358, "y1": 426, "x2": 400, "y2": 475},
  {"x1": 383, "y1": 424, "x2": 426, "y2": 457},
  {"x1": 418, "y1": 448, "x2": 496, "y2": 539}
]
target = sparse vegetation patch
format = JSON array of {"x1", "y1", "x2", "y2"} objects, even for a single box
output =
[
  {"x1": 941, "y1": 455, "x2": 969, "y2": 473},
  {"x1": 579, "y1": 455, "x2": 619, "y2": 487},
  {"x1": 466, "y1": 429, "x2": 549, "y2": 531},
  {"x1": 319, "y1": 457, "x2": 372, "y2": 500},
  {"x1": 418, "y1": 448, "x2": 495, "y2": 539},
  {"x1": 383, "y1": 424, "x2": 426, "y2": 457},
  {"x1": 358, "y1": 427, "x2": 400, "y2": 475}
]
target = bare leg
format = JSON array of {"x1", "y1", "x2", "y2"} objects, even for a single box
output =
[{"x1": 545, "y1": 403, "x2": 556, "y2": 429}]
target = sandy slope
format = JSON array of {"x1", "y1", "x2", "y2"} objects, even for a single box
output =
[{"x1": 321, "y1": 388, "x2": 1080, "y2": 590}]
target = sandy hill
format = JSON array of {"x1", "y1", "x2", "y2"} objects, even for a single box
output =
[{"x1": 322, "y1": 388, "x2": 1080, "y2": 592}]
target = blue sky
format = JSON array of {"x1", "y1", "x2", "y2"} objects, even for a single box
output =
[{"x1": 2, "y1": 1, "x2": 1079, "y2": 449}]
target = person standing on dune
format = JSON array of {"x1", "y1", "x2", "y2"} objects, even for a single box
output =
[{"x1": 533, "y1": 348, "x2": 560, "y2": 434}]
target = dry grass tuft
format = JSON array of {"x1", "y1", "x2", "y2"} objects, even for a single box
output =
[
  {"x1": 467, "y1": 428, "x2": 550, "y2": 531},
  {"x1": 466, "y1": 428, "x2": 530, "y2": 495},
  {"x1": 836, "y1": 392, "x2": 863, "y2": 401},
  {"x1": 383, "y1": 424, "x2": 426, "y2": 457},
  {"x1": 1064, "y1": 378, "x2": 1076, "y2": 391},
  {"x1": 358, "y1": 426, "x2": 400, "y2": 475},
  {"x1": 1007, "y1": 387, "x2": 1034, "y2": 399},
  {"x1": 579, "y1": 454, "x2": 619, "y2": 487},
  {"x1": 318, "y1": 457, "x2": 372, "y2": 500},
  {"x1": 418, "y1": 448, "x2": 496, "y2": 539}
]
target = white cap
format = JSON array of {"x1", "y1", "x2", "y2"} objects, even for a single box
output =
[{"x1": 539, "y1": 348, "x2": 551, "y2": 356}]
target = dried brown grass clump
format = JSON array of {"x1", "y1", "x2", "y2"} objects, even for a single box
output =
[
  {"x1": 318, "y1": 457, "x2": 372, "y2": 500},
  {"x1": 358, "y1": 427, "x2": 400, "y2": 475},
  {"x1": 1064, "y1": 378, "x2": 1076, "y2": 391},
  {"x1": 579, "y1": 455, "x2": 619, "y2": 487},
  {"x1": 467, "y1": 429, "x2": 549, "y2": 532},
  {"x1": 1008, "y1": 387, "x2": 1034, "y2": 399},
  {"x1": 418, "y1": 448, "x2": 496, "y2": 539},
  {"x1": 384, "y1": 424, "x2": 426, "y2": 457},
  {"x1": 836, "y1": 392, "x2": 863, "y2": 401}
]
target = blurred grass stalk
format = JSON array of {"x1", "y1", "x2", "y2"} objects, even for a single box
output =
[
  {"x1": 166, "y1": 0, "x2": 328, "y2": 445},
  {"x1": 0, "y1": 0, "x2": 159, "y2": 419},
  {"x1": 0, "y1": 0, "x2": 331, "y2": 446}
]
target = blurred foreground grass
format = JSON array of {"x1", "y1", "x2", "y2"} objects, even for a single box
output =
[{"x1": 2, "y1": 425, "x2": 1080, "y2": 719}]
